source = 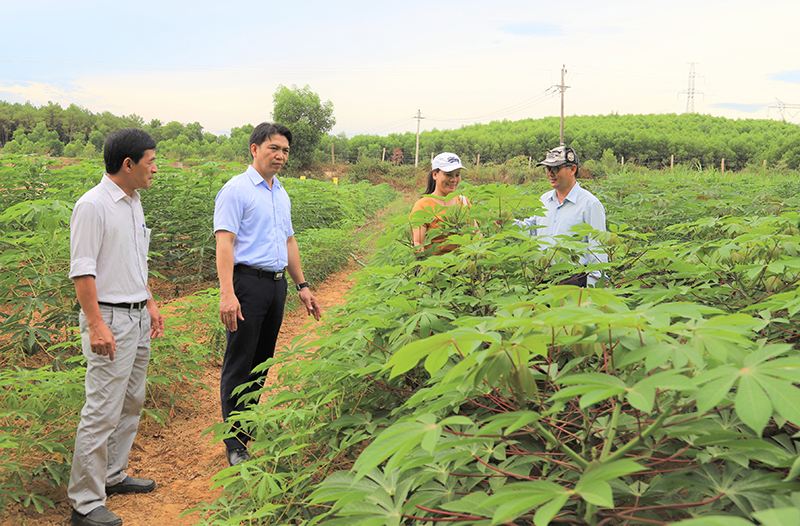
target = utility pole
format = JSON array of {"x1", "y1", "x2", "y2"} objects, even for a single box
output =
[
  {"x1": 551, "y1": 65, "x2": 570, "y2": 145},
  {"x1": 768, "y1": 99, "x2": 800, "y2": 121},
  {"x1": 680, "y1": 63, "x2": 703, "y2": 113},
  {"x1": 413, "y1": 109, "x2": 425, "y2": 167}
]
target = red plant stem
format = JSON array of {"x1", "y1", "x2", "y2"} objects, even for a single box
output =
[
  {"x1": 598, "y1": 514, "x2": 667, "y2": 525},
  {"x1": 449, "y1": 472, "x2": 505, "y2": 478},
  {"x1": 645, "y1": 465, "x2": 700, "y2": 474},
  {"x1": 402, "y1": 513, "x2": 480, "y2": 523},
  {"x1": 613, "y1": 492, "x2": 724, "y2": 512},
  {"x1": 472, "y1": 454, "x2": 538, "y2": 480},
  {"x1": 664, "y1": 403, "x2": 732, "y2": 428},
  {"x1": 623, "y1": 494, "x2": 641, "y2": 526},
  {"x1": 641, "y1": 443, "x2": 693, "y2": 467},
  {"x1": 363, "y1": 336, "x2": 389, "y2": 354},
  {"x1": 407, "y1": 506, "x2": 488, "y2": 521}
]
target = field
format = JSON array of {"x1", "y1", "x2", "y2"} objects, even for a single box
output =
[
  {"x1": 2, "y1": 154, "x2": 800, "y2": 525},
  {"x1": 0, "y1": 155, "x2": 396, "y2": 521}
]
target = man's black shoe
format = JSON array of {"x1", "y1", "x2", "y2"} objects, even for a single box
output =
[
  {"x1": 72, "y1": 506, "x2": 122, "y2": 526},
  {"x1": 105, "y1": 475, "x2": 156, "y2": 495},
  {"x1": 227, "y1": 447, "x2": 250, "y2": 466}
]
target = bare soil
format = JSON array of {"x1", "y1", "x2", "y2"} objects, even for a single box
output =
[{"x1": 2, "y1": 267, "x2": 356, "y2": 526}]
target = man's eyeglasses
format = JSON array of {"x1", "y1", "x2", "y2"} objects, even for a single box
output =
[{"x1": 545, "y1": 165, "x2": 565, "y2": 176}]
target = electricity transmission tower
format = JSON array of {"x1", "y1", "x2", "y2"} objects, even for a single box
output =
[
  {"x1": 768, "y1": 99, "x2": 800, "y2": 121},
  {"x1": 680, "y1": 63, "x2": 703, "y2": 113},
  {"x1": 413, "y1": 109, "x2": 425, "y2": 167}
]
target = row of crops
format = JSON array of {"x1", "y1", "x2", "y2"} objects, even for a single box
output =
[
  {"x1": 0, "y1": 155, "x2": 395, "y2": 513},
  {"x1": 194, "y1": 169, "x2": 800, "y2": 525},
  {"x1": 4, "y1": 152, "x2": 800, "y2": 524}
]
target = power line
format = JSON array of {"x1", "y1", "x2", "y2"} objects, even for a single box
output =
[
  {"x1": 426, "y1": 89, "x2": 557, "y2": 124},
  {"x1": 358, "y1": 117, "x2": 415, "y2": 135},
  {"x1": 354, "y1": 91, "x2": 557, "y2": 137}
]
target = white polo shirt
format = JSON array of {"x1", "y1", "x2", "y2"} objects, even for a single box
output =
[{"x1": 69, "y1": 175, "x2": 150, "y2": 303}]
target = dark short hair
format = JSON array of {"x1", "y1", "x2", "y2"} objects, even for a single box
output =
[
  {"x1": 249, "y1": 122, "x2": 292, "y2": 156},
  {"x1": 104, "y1": 128, "x2": 156, "y2": 174}
]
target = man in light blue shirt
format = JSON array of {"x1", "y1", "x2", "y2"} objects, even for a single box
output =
[
  {"x1": 214, "y1": 122, "x2": 321, "y2": 466},
  {"x1": 517, "y1": 146, "x2": 607, "y2": 286}
]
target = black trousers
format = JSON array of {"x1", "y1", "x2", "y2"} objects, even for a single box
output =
[
  {"x1": 220, "y1": 271, "x2": 287, "y2": 450},
  {"x1": 559, "y1": 273, "x2": 588, "y2": 287}
]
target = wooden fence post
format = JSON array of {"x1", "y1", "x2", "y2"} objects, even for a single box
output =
[
  {"x1": 671, "y1": 154, "x2": 674, "y2": 171},
  {"x1": 721, "y1": 158, "x2": 725, "y2": 174},
  {"x1": 331, "y1": 142, "x2": 335, "y2": 165},
  {"x1": 381, "y1": 148, "x2": 386, "y2": 162},
  {"x1": 477, "y1": 154, "x2": 481, "y2": 168}
]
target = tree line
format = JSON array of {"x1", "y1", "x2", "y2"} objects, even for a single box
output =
[
  {"x1": 2, "y1": 96, "x2": 799, "y2": 171},
  {"x1": 0, "y1": 100, "x2": 254, "y2": 162},
  {"x1": 0, "y1": 84, "x2": 335, "y2": 168},
  {"x1": 319, "y1": 113, "x2": 800, "y2": 170}
]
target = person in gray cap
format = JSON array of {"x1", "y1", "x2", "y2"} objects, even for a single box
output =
[{"x1": 517, "y1": 145, "x2": 607, "y2": 286}]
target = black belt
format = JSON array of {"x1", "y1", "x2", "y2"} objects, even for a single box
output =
[
  {"x1": 98, "y1": 300, "x2": 148, "y2": 310},
  {"x1": 234, "y1": 264, "x2": 286, "y2": 280}
]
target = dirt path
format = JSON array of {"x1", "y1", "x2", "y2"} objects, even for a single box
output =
[{"x1": 3, "y1": 267, "x2": 356, "y2": 526}]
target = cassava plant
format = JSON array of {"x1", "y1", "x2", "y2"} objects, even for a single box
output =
[{"x1": 203, "y1": 181, "x2": 800, "y2": 525}]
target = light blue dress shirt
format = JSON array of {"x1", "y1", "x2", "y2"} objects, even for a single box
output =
[
  {"x1": 213, "y1": 165, "x2": 294, "y2": 271},
  {"x1": 517, "y1": 182, "x2": 607, "y2": 285}
]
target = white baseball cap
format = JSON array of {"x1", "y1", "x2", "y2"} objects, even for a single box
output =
[{"x1": 432, "y1": 152, "x2": 466, "y2": 172}]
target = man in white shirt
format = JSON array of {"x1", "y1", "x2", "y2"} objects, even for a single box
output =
[
  {"x1": 517, "y1": 145, "x2": 607, "y2": 287},
  {"x1": 68, "y1": 128, "x2": 165, "y2": 526}
]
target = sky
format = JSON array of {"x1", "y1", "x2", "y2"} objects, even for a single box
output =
[{"x1": 3, "y1": 0, "x2": 800, "y2": 138}]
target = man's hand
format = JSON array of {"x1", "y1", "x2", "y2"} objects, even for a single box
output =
[
  {"x1": 220, "y1": 290, "x2": 245, "y2": 331},
  {"x1": 88, "y1": 321, "x2": 117, "y2": 361},
  {"x1": 147, "y1": 301, "x2": 165, "y2": 339},
  {"x1": 298, "y1": 288, "x2": 321, "y2": 321}
]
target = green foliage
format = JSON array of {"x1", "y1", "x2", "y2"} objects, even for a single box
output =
[
  {"x1": 4, "y1": 100, "x2": 798, "y2": 173},
  {"x1": 144, "y1": 288, "x2": 226, "y2": 426},
  {"x1": 319, "y1": 114, "x2": 800, "y2": 171},
  {"x1": 347, "y1": 157, "x2": 394, "y2": 183},
  {"x1": 0, "y1": 155, "x2": 391, "y2": 514},
  {"x1": 284, "y1": 179, "x2": 395, "y2": 231},
  {"x1": 141, "y1": 162, "x2": 228, "y2": 281},
  {"x1": 0, "y1": 287, "x2": 226, "y2": 514},
  {"x1": 0, "y1": 355, "x2": 85, "y2": 513},
  {"x1": 63, "y1": 138, "x2": 85, "y2": 158},
  {"x1": 0, "y1": 198, "x2": 77, "y2": 355},
  {"x1": 272, "y1": 84, "x2": 336, "y2": 169},
  {"x1": 200, "y1": 173, "x2": 800, "y2": 525}
]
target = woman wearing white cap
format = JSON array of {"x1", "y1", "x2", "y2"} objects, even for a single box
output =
[{"x1": 410, "y1": 152, "x2": 471, "y2": 254}]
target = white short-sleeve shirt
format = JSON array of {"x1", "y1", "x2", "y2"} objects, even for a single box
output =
[{"x1": 69, "y1": 175, "x2": 151, "y2": 303}]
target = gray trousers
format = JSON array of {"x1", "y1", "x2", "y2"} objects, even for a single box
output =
[{"x1": 68, "y1": 305, "x2": 151, "y2": 515}]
